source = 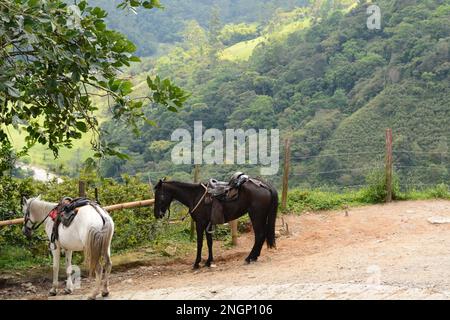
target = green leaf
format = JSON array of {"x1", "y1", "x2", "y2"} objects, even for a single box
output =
[
  {"x1": 78, "y1": 1, "x2": 88, "y2": 11},
  {"x1": 28, "y1": 0, "x2": 40, "y2": 7},
  {"x1": 129, "y1": 56, "x2": 141, "y2": 62},
  {"x1": 7, "y1": 86, "x2": 21, "y2": 98},
  {"x1": 75, "y1": 122, "x2": 88, "y2": 133},
  {"x1": 167, "y1": 105, "x2": 178, "y2": 113},
  {"x1": 130, "y1": 0, "x2": 141, "y2": 7},
  {"x1": 144, "y1": 119, "x2": 157, "y2": 127},
  {"x1": 119, "y1": 81, "x2": 133, "y2": 95}
]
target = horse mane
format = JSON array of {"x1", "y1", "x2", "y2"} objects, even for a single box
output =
[
  {"x1": 164, "y1": 180, "x2": 202, "y2": 189},
  {"x1": 29, "y1": 198, "x2": 57, "y2": 218}
]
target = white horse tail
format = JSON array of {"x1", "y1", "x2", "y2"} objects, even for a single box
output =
[{"x1": 84, "y1": 209, "x2": 114, "y2": 277}]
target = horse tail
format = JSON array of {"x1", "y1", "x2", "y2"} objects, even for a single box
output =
[
  {"x1": 84, "y1": 209, "x2": 114, "y2": 277},
  {"x1": 265, "y1": 185, "x2": 278, "y2": 249}
]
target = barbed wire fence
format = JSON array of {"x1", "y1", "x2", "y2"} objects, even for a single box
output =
[{"x1": 280, "y1": 128, "x2": 450, "y2": 209}]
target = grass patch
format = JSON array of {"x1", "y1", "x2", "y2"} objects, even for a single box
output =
[
  {"x1": 398, "y1": 183, "x2": 450, "y2": 201},
  {"x1": 286, "y1": 183, "x2": 450, "y2": 214},
  {"x1": 286, "y1": 188, "x2": 368, "y2": 213},
  {"x1": 0, "y1": 245, "x2": 50, "y2": 271},
  {"x1": 273, "y1": 19, "x2": 311, "y2": 38},
  {"x1": 220, "y1": 37, "x2": 265, "y2": 61}
]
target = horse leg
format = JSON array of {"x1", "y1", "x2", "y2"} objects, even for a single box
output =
[
  {"x1": 102, "y1": 248, "x2": 112, "y2": 297},
  {"x1": 205, "y1": 231, "x2": 214, "y2": 267},
  {"x1": 245, "y1": 211, "x2": 266, "y2": 264},
  {"x1": 49, "y1": 247, "x2": 60, "y2": 296},
  {"x1": 88, "y1": 263, "x2": 103, "y2": 300},
  {"x1": 64, "y1": 250, "x2": 74, "y2": 294},
  {"x1": 194, "y1": 221, "x2": 206, "y2": 269}
]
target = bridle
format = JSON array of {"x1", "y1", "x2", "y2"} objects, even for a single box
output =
[
  {"x1": 157, "y1": 182, "x2": 208, "y2": 222},
  {"x1": 23, "y1": 198, "x2": 51, "y2": 233}
]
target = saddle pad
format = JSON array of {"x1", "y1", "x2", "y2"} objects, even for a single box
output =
[
  {"x1": 248, "y1": 178, "x2": 269, "y2": 190},
  {"x1": 61, "y1": 210, "x2": 78, "y2": 227}
]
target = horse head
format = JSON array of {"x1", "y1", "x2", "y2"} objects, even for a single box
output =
[
  {"x1": 153, "y1": 179, "x2": 172, "y2": 219},
  {"x1": 22, "y1": 195, "x2": 43, "y2": 239}
]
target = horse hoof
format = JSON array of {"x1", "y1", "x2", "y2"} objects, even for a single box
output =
[
  {"x1": 102, "y1": 291, "x2": 110, "y2": 297},
  {"x1": 245, "y1": 258, "x2": 257, "y2": 264},
  {"x1": 193, "y1": 264, "x2": 200, "y2": 270},
  {"x1": 49, "y1": 289, "x2": 57, "y2": 296},
  {"x1": 64, "y1": 288, "x2": 73, "y2": 295},
  {"x1": 87, "y1": 295, "x2": 97, "y2": 300}
]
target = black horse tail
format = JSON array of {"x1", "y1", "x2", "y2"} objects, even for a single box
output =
[{"x1": 266, "y1": 185, "x2": 278, "y2": 248}]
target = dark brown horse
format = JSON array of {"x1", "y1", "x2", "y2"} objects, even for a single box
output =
[{"x1": 153, "y1": 178, "x2": 278, "y2": 269}]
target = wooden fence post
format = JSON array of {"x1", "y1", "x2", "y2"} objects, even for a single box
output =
[
  {"x1": 281, "y1": 138, "x2": 291, "y2": 211},
  {"x1": 385, "y1": 128, "x2": 393, "y2": 203},
  {"x1": 191, "y1": 165, "x2": 200, "y2": 241},
  {"x1": 94, "y1": 187, "x2": 100, "y2": 204},
  {"x1": 230, "y1": 220, "x2": 238, "y2": 246},
  {"x1": 78, "y1": 180, "x2": 86, "y2": 198}
]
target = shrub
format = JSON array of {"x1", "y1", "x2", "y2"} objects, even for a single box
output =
[
  {"x1": 286, "y1": 188, "x2": 363, "y2": 213},
  {"x1": 428, "y1": 183, "x2": 450, "y2": 199},
  {"x1": 0, "y1": 174, "x2": 186, "y2": 270},
  {"x1": 360, "y1": 169, "x2": 400, "y2": 203}
]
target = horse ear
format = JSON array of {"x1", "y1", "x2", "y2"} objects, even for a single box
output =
[
  {"x1": 22, "y1": 196, "x2": 27, "y2": 205},
  {"x1": 162, "y1": 177, "x2": 167, "y2": 181},
  {"x1": 36, "y1": 195, "x2": 41, "y2": 200}
]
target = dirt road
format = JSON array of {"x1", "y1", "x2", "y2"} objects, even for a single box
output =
[{"x1": 4, "y1": 200, "x2": 450, "y2": 300}]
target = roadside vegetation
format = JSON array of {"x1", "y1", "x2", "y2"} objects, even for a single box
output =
[{"x1": 1, "y1": 169, "x2": 449, "y2": 273}]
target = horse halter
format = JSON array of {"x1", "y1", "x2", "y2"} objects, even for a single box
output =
[
  {"x1": 23, "y1": 198, "x2": 50, "y2": 233},
  {"x1": 155, "y1": 180, "x2": 170, "y2": 220}
]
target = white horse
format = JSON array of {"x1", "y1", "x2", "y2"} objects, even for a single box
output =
[{"x1": 22, "y1": 196, "x2": 114, "y2": 299}]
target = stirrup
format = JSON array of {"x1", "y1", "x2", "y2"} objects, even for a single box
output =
[{"x1": 206, "y1": 222, "x2": 215, "y2": 234}]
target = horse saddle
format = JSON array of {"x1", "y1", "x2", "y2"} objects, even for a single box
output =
[
  {"x1": 49, "y1": 197, "x2": 94, "y2": 248},
  {"x1": 207, "y1": 172, "x2": 249, "y2": 200},
  {"x1": 206, "y1": 172, "x2": 249, "y2": 226},
  {"x1": 57, "y1": 197, "x2": 91, "y2": 227}
]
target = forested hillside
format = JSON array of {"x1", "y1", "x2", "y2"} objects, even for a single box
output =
[
  {"x1": 10, "y1": 0, "x2": 448, "y2": 190},
  {"x1": 96, "y1": 0, "x2": 449, "y2": 190},
  {"x1": 90, "y1": 0, "x2": 311, "y2": 56}
]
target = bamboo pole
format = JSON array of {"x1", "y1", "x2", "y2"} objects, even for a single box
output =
[
  {"x1": 104, "y1": 199, "x2": 155, "y2": 212},
  {"x1": 0, "y1": 218, "x2": 25, "y2": 227}
]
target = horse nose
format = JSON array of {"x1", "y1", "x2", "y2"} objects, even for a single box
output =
[{"x1": 22, "y1": 227, "x2": 31, "y2": 239}]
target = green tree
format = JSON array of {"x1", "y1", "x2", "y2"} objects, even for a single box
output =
[
  {"x1": 207, "y1": 5, "x2": 223, "y2": 61},
  {"x1": 0, "y1": 0, "x2": 188, "y2": 159}
]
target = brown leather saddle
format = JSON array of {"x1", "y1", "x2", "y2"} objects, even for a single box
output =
[
  {"x1": 49, "y1": 197, "x2": 99, "y2": 249},
  {"x1": 205, "y1": 172, "x2": 250, "y2": 226}
]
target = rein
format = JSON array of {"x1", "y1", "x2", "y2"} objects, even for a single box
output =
[{"x1": 181, "y1": 183, "x2": 208, "y2": 222}]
